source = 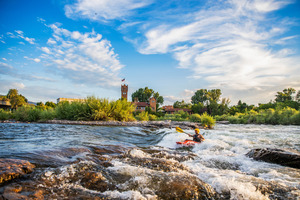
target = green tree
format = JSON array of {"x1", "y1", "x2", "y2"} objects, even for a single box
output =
[
  {"x1": 191, "y1": 89, "x2": 208, "y2": 104},
  {"x1": 36, "y1": 102, "x2": 46, "y2": 110},
  {"x1": 191, "y1": 102, "x2": 205, "y2": 114},
  {"x1": 218, "y1": 98, "x2": 231, "y2": 115},
  {"x1": 207, "y1": 100, "x2": 219, "y2": 116},
  {"x1": 45, "y1": 101, "x2": 56, "y2": 108},
  {"x1": 296, "y1": 91, "x2": 300, "y2": 103},
  {"x1": 191, "y1": 89, "x2": 222, "y2": 105},
  {"x1": 173, "y1": 100, "x2": 191, "y2": 108},
  {"x1": 7, "y1": 89, "x2": 18, "y2": 99},
  {"x1": 131, "y1": 87, "x2": 164, "y2": 108},
  {"x1": 7, "y1": 89, "x2": 27, "y2": 109},
  {"x1": 275, "y1": 88, "x2": 296, "y2": 102},
  {"x1": 207, "y1": 89, "x2": 222, "y2": 102}
]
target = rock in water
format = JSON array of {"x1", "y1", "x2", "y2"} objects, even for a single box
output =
[
  {"x1": 246, "y1": 148, "x2": 300, "y2": 169},
  {"x1": 0, "y1": 159, "x2": 35, "y2": 184}
]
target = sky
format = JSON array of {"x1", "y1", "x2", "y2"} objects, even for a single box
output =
[{"x1": 0, "y1": 0, "x2": 300, "y2": 106}]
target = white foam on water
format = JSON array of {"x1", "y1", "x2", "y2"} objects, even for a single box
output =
[
  {"x1": 157, "y1": 125, "x2": 300, "y2": 199},
  {"x1": 129, "y1": 149, "x2": 151, "y2": 158},
  {"x1": 186, "y1": 161, "x2": 269, "y2": 200},
  {"x1": 102, "y1": 190, "x2": 157, "y2": 200},
  {"x1": 157, "y1": 129, "x2": 194, "y2": 148}
]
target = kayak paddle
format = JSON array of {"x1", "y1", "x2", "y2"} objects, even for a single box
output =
[
  {"x1": 176, "y1": 126, "x2": 205, "y2": 136},
  {"x1": 175, "y1": 127, "x2": 191, "y2": 136}
]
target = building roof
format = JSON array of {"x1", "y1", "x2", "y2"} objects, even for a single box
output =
[{"x1": 133, "y1": 102, "x2": 149, "y2": 107}]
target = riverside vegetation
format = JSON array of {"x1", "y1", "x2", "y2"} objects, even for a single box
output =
[{"x1": 1, "y1": 88, "x2": 300, "y2": 126}]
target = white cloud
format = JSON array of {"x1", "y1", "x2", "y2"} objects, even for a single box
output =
[
  {"x1": 24, "y1": 56, "x2": 41, "y2": 63},
  {"x1": 135, "y1": 0, "x2": 300, "y2": 103},
  {"x1": 47, "y1": 38, "x2": 57, "y2": 45},
  {"x1": 6, "y1": 30, "x2": 35, "y2": 44},
  {"x1": 0, "y1": 34, "x2": 5, "y2": 43},
  {"x1": 164, "y1": 89, "x2": 196, "y2": 105},
  {"x1": 0, "y1": 80, "x2": 25, "y2": 95},
  {"x1": 42, "y1": 23, "x2": 124, "y2": 87},
  {"x1": 0, "y1": 62, "x2": 13, "y2": 74},
  {"x1": 33, "y1": 58, "x2": 41, "y2": 63},
  {"x1": 41, "y1": 47, "x2": 51, "y2": 54},
  {"x1": 65, "y1": 0, "x2": 153, "y2": 22},
  {"x1": 2, "y1": 58, "x2": 7, "y2": 61},
  {"x1": 15, "y1": 30, "x2": 35, "y2": 44}
]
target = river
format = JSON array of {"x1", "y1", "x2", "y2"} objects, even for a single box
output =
[{"x1": 0, "y1": 123, "x2": 299, "y2": 199}]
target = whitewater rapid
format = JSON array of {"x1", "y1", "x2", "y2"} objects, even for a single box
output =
[
  {"x1": 158, "y1": 124, "x2": 300, "y2": 199},
  {"x1": 0, "y1": 123, "x2": 299, "y2": 199}
]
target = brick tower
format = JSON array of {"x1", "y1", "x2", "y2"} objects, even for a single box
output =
[
  {"x1": 121, "y1": 84, "x2": 128, "y2": 100},
  {"x1": 149, "y1": 97, "x2": 156, "y2": 112}
]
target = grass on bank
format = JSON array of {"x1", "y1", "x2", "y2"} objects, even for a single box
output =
[
  {"x1": 1, "y1": 98, "x2": 299, "y2": 126},
  {"x1": 0, "y1": 97, "x2": 136, "y2": 122},
  {"x1": 214, "y1": 107, "x2": 300, "y2": 125}
]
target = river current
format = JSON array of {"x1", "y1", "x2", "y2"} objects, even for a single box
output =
[{"x1": 0, "y1": 123, "x2": 299, "y2": 199}]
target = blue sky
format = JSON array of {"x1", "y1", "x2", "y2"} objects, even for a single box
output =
[{"x1": 1, "y1": 0, "x2": 300, "y2": 105}]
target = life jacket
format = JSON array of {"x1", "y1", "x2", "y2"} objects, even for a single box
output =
[{"x1": 193, "y1": 134, "x2": 201, "y2": 142}]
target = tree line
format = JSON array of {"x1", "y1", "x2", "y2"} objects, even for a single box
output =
[{"x1": 1, "y1": 87, "x2": 299, "y2": 125}]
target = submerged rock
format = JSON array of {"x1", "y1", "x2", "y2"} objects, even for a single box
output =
[
  {"x1": 0, "y1": 159, "x2": 35, "y2": 185},
  {"x1": 246, "y1": 148, "x2": 300, "y2": 169}
]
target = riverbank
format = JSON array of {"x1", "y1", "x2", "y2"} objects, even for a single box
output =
[{"x1": 1, "y1": 119, "x2": 206, "y2": 130}]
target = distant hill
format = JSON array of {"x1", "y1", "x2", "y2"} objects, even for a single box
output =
[{"x1": 28, "y1": 101, "x2": 37, "y2": 106}]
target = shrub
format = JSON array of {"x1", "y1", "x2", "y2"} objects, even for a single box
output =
[
  {"x1": 279, "y1": 107, "x2": 297, "y2": 125},
  {"x1": 175, "y1": 110, "x2": 189, "y2": 120},
  {"x1": 149, "y1": 114, "x2": 157, "y2": 121},
  {"x1": 13, "y1": 105, "x2": 41, "y2": 122},
  {"x1": 0, "y1": 109, "x2": 12, "y2": 120},
  {"x1": 40, "y1": 108, "x2": 56, "y2": 121},
  {"x1": 291, "y1": 112, "x2": 300, "y2": 125},
  {"x1": 200, "y1": 112, "x2": 215, "y2": 128},
  {"x1": 135, "y1": 111, "x2": 149, "y2": 121},
  {"x1": 214, "y1": 114, "x2": 228, "y2": 121},
  {"x1": 55, "y1": 101, "x2": 75, "y2": 120},
  {"x1": 189, "y1": 114, "x2": 201, "y2": 122},
  {"x1": 110, "y1": 99, "x2": 136, "y2": 121}
]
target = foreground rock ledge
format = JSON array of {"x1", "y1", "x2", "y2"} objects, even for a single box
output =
[
  {"x1": 44, "y1": 120, "x2": 203, "y2": 129},
  {"x1": 0, "y1": 159, "x2": 35, "y2": 185},
  {"x1": 246, "y1": 148, "x2": 300, "y2": 169}
]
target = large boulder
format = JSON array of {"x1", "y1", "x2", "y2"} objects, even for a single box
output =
[
  {"x1": 246, "y1": 148, "x2": 300, "y2": 169},
  {"x1": 0, "y1": 159, "x2": 35, "y2": 185}
]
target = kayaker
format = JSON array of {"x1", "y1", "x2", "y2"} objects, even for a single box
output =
[{"x1": 187, "y1": 128, "x2": 204, "y2": 142}]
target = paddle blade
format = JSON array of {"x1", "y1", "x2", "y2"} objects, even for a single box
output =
[{"x1": 175, "y1": 127, "x2": 184, "y2": 133}]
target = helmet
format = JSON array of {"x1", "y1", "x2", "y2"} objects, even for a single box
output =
[{"x1": 195, "y1": 128, "x2": 200, "y2": 133}]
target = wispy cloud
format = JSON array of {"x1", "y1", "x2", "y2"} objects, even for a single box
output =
[
  {"x1": 133, "y1": 0, "x2": 299, "y2": 100},
  {"x1": 7, "y1": 30, "x2": 35, "y2": 44},
  {"x1": 0, "y1": 62, "x2": 52, "y2": 82},
  {"x1": 0, "y1": 35, "x2": 5, "y2": 44},
  {"x1": 24, "y1": 56, "x2": 41, "y2": 63},
  {"x1": 42, "y1": 23, "x2": 124, "y2": 87},
  {"x1": 61, "y1": 0, "x2": 300, "y2": 104},
  {"x1": 164, "y1": 89, "x2": 195, "y2": 105},
  {"x1": 65, "y1": 0, "x2": 153, "y2": 22}
]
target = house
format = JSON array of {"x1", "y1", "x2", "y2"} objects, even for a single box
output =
[
  {"x1": 132, "y1": 97, "x2": 157, "y2": 112},
  {"x1": 163, "y1": 105, "x2": 192, "y2": 115},
  {"x1": 0, "y1": 99, "x2": 11, "y2": 110},
  {"x1": 57, "y1": 98, "x2": 85, "y2": 104}
]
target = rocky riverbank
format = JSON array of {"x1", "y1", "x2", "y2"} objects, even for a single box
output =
[{"x1": 0, "y1": 147, "x2": 220, "y2": 199}]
